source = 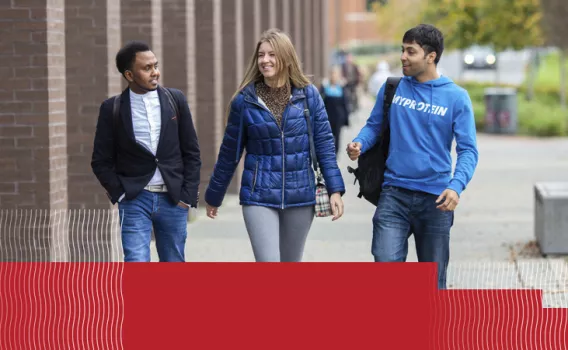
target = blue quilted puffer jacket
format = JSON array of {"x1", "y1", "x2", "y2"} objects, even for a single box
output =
[{"x1": 205, "y1": 82, "x2": 346, "y2": 209}]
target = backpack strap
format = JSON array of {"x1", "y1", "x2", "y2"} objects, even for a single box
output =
[
  {"x1": 380, "y1": 77, "x2": 402, "y2": 144},
  {"x1": 161, "y1": 87, "x2": 180, "y2": 117}
]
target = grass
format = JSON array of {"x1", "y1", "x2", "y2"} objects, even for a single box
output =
[
  {"x1": 533, "y1": 51, "x2": 568, "y2": 90},
  {"x1": 462, "y1": 81, "x2": 567, "y2": 137},
  {"x1": 458, "y1": 50, "x2": 568, "y2": 137}
]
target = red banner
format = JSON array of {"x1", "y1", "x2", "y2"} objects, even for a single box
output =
[{"x1": 1, "y1": 263, "x2": 566, "y2": 349}]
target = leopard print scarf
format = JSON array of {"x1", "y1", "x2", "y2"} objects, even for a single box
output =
[{"x1": 255, "y1": 80, "x2": 291, "y2": 127}]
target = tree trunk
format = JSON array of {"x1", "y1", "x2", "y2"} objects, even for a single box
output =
[
  {"x1": 560, "y1": 49, "x2": 567, "y2": 110},
  {"x1": 526, "y1": 48, "x2": 538, "y2": 101}
]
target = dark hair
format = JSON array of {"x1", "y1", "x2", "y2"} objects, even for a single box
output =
[
  {"x1": 402, "y1": 24, "x2": 444, "y2": 64},
  {"x1": 115, "y1": 41, "x2": 151, "y2": 75}
]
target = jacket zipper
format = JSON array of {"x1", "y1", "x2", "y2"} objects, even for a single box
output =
[
  {"x1": 252, "y1": 160, "x2": 259, "y2": 193},
  {"x1": 245, "y1": 95, "x2": 303, "y2": 209}
]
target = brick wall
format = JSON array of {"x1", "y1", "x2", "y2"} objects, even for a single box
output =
[
  {"x1": 327, "y1": 0, "x2": 387, "y2": 48},
  {"x1": 1, "y1": 0, "x2": 331, "y2": 261},
  {"x1": 0, "y1": 1, "x2": 67, "y2": 211},
  {"x1": 0, "y1": 0, "x2": 67, "y2": 261},
  {"x1": 65, "y1": 1, "x2": 118, "y2": 210}
]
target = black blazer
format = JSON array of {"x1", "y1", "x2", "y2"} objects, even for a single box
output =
[{"x1": 91, "y1": 86, "x2": 201, "y2": 207}]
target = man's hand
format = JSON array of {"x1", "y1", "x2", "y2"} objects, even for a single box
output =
[
  {"x1": 206, "y1": 204, "x2": 218, "y2": 219},
  {"x1": 436, "y1": 189, "x2": 459, "y2": 211},
  {"x1": 346, "y1": 142, "x2": 362, "y2": 161},
  {"x1": 330, "y1": 192, "x2": 344, "y2": 221}
]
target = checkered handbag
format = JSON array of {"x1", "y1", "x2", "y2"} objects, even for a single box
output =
[{"x1": 303, "y1": 90, "x2": 333, "y2": 218}]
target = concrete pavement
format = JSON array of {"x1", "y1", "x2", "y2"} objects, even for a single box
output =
[{"x1": 151, "y1": 94, "x2": 568, "y2": 307}]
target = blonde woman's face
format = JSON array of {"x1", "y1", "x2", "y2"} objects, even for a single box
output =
[{"x1": 257, "y1": 41, "x2": 279, "y2": 79}]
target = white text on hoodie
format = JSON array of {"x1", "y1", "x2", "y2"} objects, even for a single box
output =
[{"x1": 392, "y1": 94, "x2": 448, "y2": 117}]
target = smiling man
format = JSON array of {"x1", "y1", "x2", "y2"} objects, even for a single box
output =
[
  {"x1": 346, "y1": 24, "x2": 479, "y2": 289},
  {"x1": 91, "y1": 41, "x2": 201, "y2": 262}
]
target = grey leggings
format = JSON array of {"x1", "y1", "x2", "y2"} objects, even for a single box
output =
[{"x1": 242, "y1": 205, "x2": 315, "y2": 262}]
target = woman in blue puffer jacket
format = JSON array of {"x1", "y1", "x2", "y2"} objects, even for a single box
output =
[{"x1": 204, "y1": 28, "x2": 346, "y2": 262}]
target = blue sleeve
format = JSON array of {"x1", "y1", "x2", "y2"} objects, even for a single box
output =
[
  {"x1": 310, "y1": 85, "x2": 346, "y2": 195},
  {"x1": 448, "y1": 91, "x2": 479, "y2": 196},
  {"x1": 352, "y1": 83, "x2": 386, "y2": 153},
  {"x1": 204, "y1": 94, "x2": 245, "y2": 207}
]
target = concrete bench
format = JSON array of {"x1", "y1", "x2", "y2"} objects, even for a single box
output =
[{"x1": 534, "y1": 182, "x2": 568, "y2": 255}]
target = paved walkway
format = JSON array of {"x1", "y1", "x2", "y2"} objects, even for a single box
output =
[{"x1": 152, "y1": 95, "x2": 568, "y2": 306}]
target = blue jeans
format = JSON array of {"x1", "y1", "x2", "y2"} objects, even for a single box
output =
[
  {"x1": 372, "y1": 186, "x2": 454, "y2": 289},
  {"x1": 118, "y1": 190, "x2": 189, "y2": 262}
]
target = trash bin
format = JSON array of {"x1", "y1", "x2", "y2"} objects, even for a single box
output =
[
  {"x1": 484, "y1": 87, "x2": 518, "y2": 134},
  {"x1": 534, "y1": 182, "x2": 568, "y2": 255}
]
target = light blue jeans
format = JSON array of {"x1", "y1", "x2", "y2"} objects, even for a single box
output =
[{"x1": 118, "y1": 190, "x2": 189, "y2": 262}]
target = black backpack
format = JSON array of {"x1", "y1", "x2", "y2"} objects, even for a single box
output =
[{"x1": 347, "y1": 76, "x2": 401, "y2": 206}]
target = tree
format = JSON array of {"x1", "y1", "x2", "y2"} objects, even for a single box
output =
[
  {"x1": 540, "y1": 0, "x2": 568, "y2": 109},
  {"x1": 371, "y1": 0, "x2": 427, "y2": 43},
  {"x1": 420, "y1": 0, "x2": 485, "y2": 50},
  {"x1": 419, "y1": 0, "x2": 544, "y2": 85},
  {"x1": 419, "y1": 0, "x2": 543, "y2": 50}
]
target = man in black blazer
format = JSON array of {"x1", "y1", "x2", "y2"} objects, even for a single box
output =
[{"x1": 91, "y1": 41, "x2": 201, "y2": 262}]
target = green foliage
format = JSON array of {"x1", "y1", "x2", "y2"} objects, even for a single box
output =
[
  {"x1": 459, "y1": 81, "x2": 567, "y2": 136},
  {"x1": 419, "y1": 0, "x2": 544, "y2": 51}
]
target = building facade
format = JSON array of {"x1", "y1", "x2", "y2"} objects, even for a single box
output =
[{"x1": 0, "y1": 0, "x2": 330, "y2": 261}]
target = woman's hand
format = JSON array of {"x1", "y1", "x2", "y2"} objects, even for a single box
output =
[
  {"x1": 206, "y1": 204, "x2": 218, "y2": 219},
  {"x1": 330, "y1": 193, "x2": 344, "y2": 221}
]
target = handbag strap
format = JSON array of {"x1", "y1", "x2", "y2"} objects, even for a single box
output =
[{"x1": 302, "y1": 88, "x2": 321, "y2": 179}]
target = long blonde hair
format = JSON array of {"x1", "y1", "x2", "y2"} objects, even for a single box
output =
[{"x1": 227, "y1": 28, "x2": 311, "y2": 116}]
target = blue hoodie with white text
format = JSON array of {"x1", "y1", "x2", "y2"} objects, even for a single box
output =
[{"x1": 353, "y1": 75, "x2": 478, "y2": 196}]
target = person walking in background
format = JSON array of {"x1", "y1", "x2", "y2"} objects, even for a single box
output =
[
  {"x1": 367, "y1": 60, "x2": 393, "y2": 98},
  {"x1": 204, "y1": 28, "x2": 345, "y2": 262},
  {"x1": 341, "y1": 52, "x2": 361, "y2": 113},
  {"x1": 347, "y1": 24, "x2": 479, "y2": 289},
  {"x1": 91, "y1": 41, "x2": 201, "y2": 262},
  {"x1": 320, "y1": 66, "x2": 350, "y2": 155}
]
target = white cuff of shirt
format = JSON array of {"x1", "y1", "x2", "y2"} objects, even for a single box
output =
[
  {"x1": 180, "y1": 200, "x2": 194, "y2": 208},
  {"x1": 118, "y1": 193, "x2": 125, "y2": 202}
]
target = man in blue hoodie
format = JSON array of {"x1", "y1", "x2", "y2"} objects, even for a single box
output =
[{"x1": 347, "y1": 24, "x2": 478, "y2": 289}]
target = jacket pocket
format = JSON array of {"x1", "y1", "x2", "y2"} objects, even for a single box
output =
[{"x1": 251, "y1": 161, "x2": 259, "y2": 193}]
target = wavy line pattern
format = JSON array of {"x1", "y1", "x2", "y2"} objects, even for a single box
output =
[{"x1": 0, "y1": 209, "x2": 124, "y2": 349}]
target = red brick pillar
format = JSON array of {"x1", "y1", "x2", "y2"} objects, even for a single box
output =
[
  {"x1": 302, "y1": 0, "x2": 313, "y2": 77},
  {"x1": 242, "y1": 0, "x2": 256, "y2": 64},
  {"x1": 63, "y1": 0, "x2": 122, "y2": 261},
  {"x1": 281, "y1": 0, "x2": 290, "y2": 35},
  {"x1": 65, "y1": 0, "x2": 122, "y2": 210},
  {"x1": 220, "y1": 0, "x2": 242, "y2": 195},
  {"x1": 194, "y1": 0, "x2": 224, "y2": 205},
  {"x1": 312, "y1": 0, "x2": 323, "y2": 85},
  {"x1": 259, "y1": 0, "x2": 270, "y2": 31},
  {"x1": 120, "y1": 0, "x2": 163, "y2": 87},
  {"x1": 321, "y1": 0, "x2": 330, "y2": 75},
  {"x1": 291, "y1": 0, "x2": 302, "y2": 61},
  {"x1": 0, "y1": 0, "x2": 68, "y2": 261},
  {"x1": 162, "y1": 0, "x2": 189, "y2": 93}
]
